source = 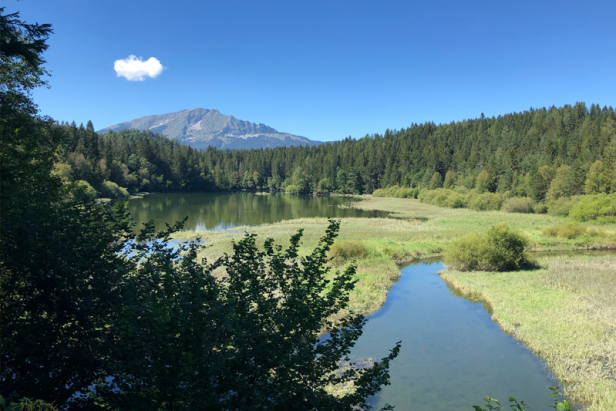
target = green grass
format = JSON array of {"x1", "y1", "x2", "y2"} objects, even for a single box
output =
[
  {"x1": 172, "y1": 197, "x2": 616, "y2": 320},
  {"x1": 440, "y1": 255, "x2": 616, "y2": 411}
]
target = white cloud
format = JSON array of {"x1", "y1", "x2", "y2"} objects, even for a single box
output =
[{"x1": 114, "y1": 55, "x2": 163, "y2": 81}]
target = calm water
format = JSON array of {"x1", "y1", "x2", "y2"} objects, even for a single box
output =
[
  {"x1": 127, "y1": 192, "x2": 389, "y2": 232},
  {"x1": 354, "y1": 260, "x2": 558, "y2": 410}
]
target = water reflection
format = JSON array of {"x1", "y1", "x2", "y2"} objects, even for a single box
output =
[{"x1": 128, "y1": 192, "x2": 390, "y2": 232}]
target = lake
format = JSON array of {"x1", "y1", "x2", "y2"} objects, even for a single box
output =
[{"x1": 127, "y1": 192, "x2": 389, "y2": 232}]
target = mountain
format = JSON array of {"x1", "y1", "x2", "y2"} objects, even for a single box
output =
[{"x1": 98, "y1": 108, "x2": 320, "y2": 150}]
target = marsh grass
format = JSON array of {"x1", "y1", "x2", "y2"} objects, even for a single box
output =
[
  {"x1": 543, "y1": 222, "x2": 605, "y2": 239},
  {"x1": 329, "y1": 241, "x2": 369, "y2": 265},
  {"x1": 441, "y1": 255, "x2": 616, "y2": 411},
  {"x1": 170, "y1": 197, "x2": 616, "y2": 319}
]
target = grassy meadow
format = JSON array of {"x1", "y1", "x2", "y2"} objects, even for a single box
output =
[{"x1": 172, "y1": 196, "x2": 616, "y2": 319}]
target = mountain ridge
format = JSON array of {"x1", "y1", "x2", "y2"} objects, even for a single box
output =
[{"x1": 98, "y1": 108, "x2": 320, "y2": 150}]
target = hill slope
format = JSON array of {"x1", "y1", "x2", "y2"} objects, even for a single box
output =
[{"x1": 98, "y1": 108, "x2": 319, "y2": 150}]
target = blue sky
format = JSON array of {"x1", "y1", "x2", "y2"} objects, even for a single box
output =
[{"x1": 8, "y1": 0, "x2": 616, "y2": 141}]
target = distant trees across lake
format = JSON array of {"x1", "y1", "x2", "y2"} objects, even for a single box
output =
[{"x1": 54, "y1": 102, "x2": 616, "y2": 199}]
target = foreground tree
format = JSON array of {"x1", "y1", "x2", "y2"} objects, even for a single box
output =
[
  {"x1": 95, "y1": 221, "x2": 400, "y2": 411},
  {"x1": 1, "y1": 8, "x2": 400, "y2": 410}
]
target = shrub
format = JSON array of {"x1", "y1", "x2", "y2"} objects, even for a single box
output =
[
  {"x1": 328, "y1": 241, "x2": 368, "y2": 264},
  {"x1": 542, "y1": 222, "x2": 603, "y2": 239},
  {"x1": 501, "y1": 197, "x2": 535, "y2": 213},
  {"x1": 393, "y1": 187, "x2": 416, "y2": 198},
  {"x1": 372, "y1": 185, "x2": 401, "y2": 197},
  {"x1": 569, "y1": 193, "x2": 616, "y2": 223},
  {"x1": 446, "y1": 193, "x2": 467, "y2": 208},
  {"x1": 534, "y1": 203, "x2": 548, "y2": 214},
  {"x1": 547, "y1": 196, "x2": 584, "y2": 217},
  {"x1": 71, "y1": 180, "x2": 97, "y2": 200},
  {"x1": 432, "y1": 192, "x2": 451, "y2": 207},
  {"x1": 445, "y1": 224, "x2": 530, "y2": 271},
  {"x1": 454, "y1": 186, "x2": 470, "y2": 194},
  {"x1": 100, "y1": 180, "x2": 129, "y2": 199},
  {"x1": 285, "y1": 184, "x2": 302, "y2": 195},
  {"x1": 468, "y1": 192, "x2": 503, "y2": 211}
]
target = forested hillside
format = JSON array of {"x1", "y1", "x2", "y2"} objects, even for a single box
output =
[{"x1": 55, "y1": 103, "x2": 616, "y2": 199}]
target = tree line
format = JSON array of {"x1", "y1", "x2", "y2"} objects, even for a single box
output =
[{"x1": 54, "y1": 102, "x2": 616, "y2": 199}]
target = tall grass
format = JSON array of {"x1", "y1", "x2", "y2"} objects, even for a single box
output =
[
  {"x1": 543, "y1": 222, "x2": 605, "y2": 239},
  {"x1": 171, "y1": 197, "x2": 616, "y2": 321},
  {"x1": 328, "y1": 241, "x2": 369, "y2": 264}
]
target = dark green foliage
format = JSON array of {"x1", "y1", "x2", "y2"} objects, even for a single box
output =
[
  {"x1": 46, "y1": 100, "x2": 616, "y2": 199},
  {"x1": 445, "y1": 224, "x2": 531, "y2": 272},
  {"x1": 91, "y1": 221, "x2": 400, "y2": 411}
]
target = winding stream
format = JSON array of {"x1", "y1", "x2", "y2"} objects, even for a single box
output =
[{"x1": 354, "y1": 260, "x2": 558, "y2": 410}]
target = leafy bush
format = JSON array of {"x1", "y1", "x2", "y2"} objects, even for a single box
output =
[
  {"x1": 100, "y1": 180, "x2": 129, "y2": 199},
  {"x1": 569, "y1": 193, "x2": 616, "y2": 223},
  {"x1": 501, "y1": 197, "x2": 535, "y2": 213},
  {"x1": 393, "y1": 187, "x2": 417, "y2": 198},
  {"x1": 468, "y1": 192, "x2": 504, "y2": 211},
  {"x1": 372, "y1": 185, "x2": 418, "y2": 198},
  {"x1": 432, "y1": 191, "x2": 451, "y2": 207},
  {"x1": 372, "y1": 185, "x2": 398, "y2": 197},
  {"x1": 71, "y1": 180, "x2": 97, "y2": 200},
  {"x1": 328, "y1": 240, "x2": 369, "y2": 264},
  {"x1": 285, "y1": 184, "x2": 302, "y2": 195},
  {"x1": 547, "y1": 196, "x2": 584, "y2": 217},
  {"x1": 534, "y1": 202, "x2": 548, "y2": 214},
  {"x1": 445, "y1": 224, "x2": 530, "y2": 271},
  {"x1": 418, "y1": 188, "x2": 456, "y2": 205},
  {"x1": 444, "y1": 193, "x2": 466, "y2": 208},
  {"x1": 543, "y1": 222, "x2": 604, "y2": 239}
]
